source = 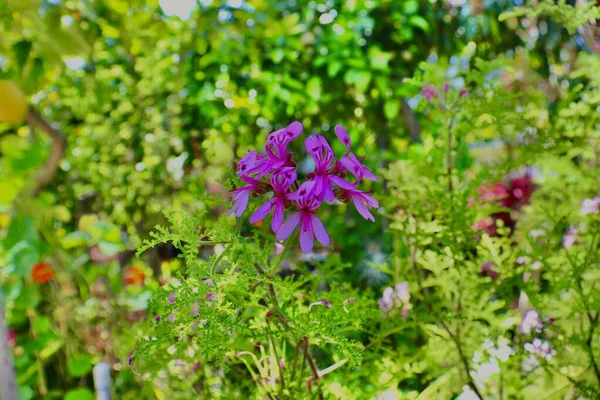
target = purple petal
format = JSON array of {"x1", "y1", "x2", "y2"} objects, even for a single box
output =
[
  {"x1": 330, "y1": 175, "x2": 356, "y2": 191},
  {"x1": 352, "y1": 195, "x2": 375, "y2": 221},
  {"x1": 168, "y1": 293, "x2": 176, "y2": 304},
  {"x1": 361, "y1": 192, "x2": 379, "y2": 208},
  {"x1": 237, "y1": 151, "x2": 258, "y2": 176},
  {"x1": 323, "y1": 179, "x2": 335, "y2": 203},
  {"x1": 276, "y1": 212, "x2": 301, "y2": 241},
  {"x1": 271, "y1": 200, "x2": 285, "y2": 233},
  {"x1": 286, "y1": 120, "x2": 303, "y2": 138},
  {"x1": 228, "y1": 188, "x2": 251, "y2": 217},
  {"x1": 310, "y1": 215, "x2": 330, "y2": 247},
  {"x1": 362, "y1": 168, "x2": 378, "y2": 182},
  {"x1": 335, "y1": 124, "x2": 351, "y2": 150},
  {"x1": 299, "y1": 214, "x2": 314, "y2": 253},
  {"x1": 271, "y1": 167, "x2": 297, "y2": 193},
  {"x1": 250, "y1": 199, "x2": 275, "y2": 224}
]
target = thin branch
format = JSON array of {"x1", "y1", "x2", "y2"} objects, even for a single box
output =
[{"x1": 26, "y1": 108, "x2": 67, "y2": 194}]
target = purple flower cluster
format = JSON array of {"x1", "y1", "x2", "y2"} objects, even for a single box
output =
[
  {"x1": 228, "y1": 121, "x2": 379, "y2": 253},
  {"x1": 524, "y1": 338, "x2": 556, "y2": 361},
  {"x1": 378, "y1": 281, "x2": 411, "y2": 318}
]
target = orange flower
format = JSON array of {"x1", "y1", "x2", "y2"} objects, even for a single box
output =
[
  {"x1": 124, "y1": 266, "x2": 145, "y2": 286},
  {"x1": 31, "y1": 262, "x2": 53, "y2": 284}
]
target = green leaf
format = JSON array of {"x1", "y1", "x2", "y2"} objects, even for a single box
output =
[
  {"x1": 384, "y1": 99, "x2": 401, "y2": 120},
  {"x1": 64, "y1": 388, "x2": 94, "y2": 400},
  {"x1": 409, "y1": 15, "x2": 430, "y2": 32},
  {"x1": 368, "y1": 46, "x2": 393, "y2": 70},
  {"x1": 403, "y1": 0, "x2": 419, "y2": 14},
  {"x1": 103, "y1": 227, "x2": 122, "y2": 244},
  {"x1": 67, "y1": 356, "x2": 93, "y2": 378},
  {"x1": 3, "y1": 216, "x2": 39, "y2": 249},
  {"x1": 271, "y1": 48, "x2": 284, "y2": 64},
  {"x1": 33, "y1": 316, "x2": 52, "y2": 334},
  {"x1": 13, "y1": 40, "x2": 32, "y2": 71},
  {"x1": 307, "y1": 77, "x2": 322, "y2": 101},
  {"x1": 344, "y1": 70, "x2": 372, "y2": 93},
  {"x1": 5, "y1": 240, "x2": 39, "y2": 275},
  {"x1": 327, "y1": 61, "x2": 343, "y2": 77},
  {"x1": 18, "y1": 386, "x2": 34, "y2": 400},
  {"x1": 98, "y1": 241, "x2": 122, "y2": 256},
  {"x1": 61, "y1": 232, "x2": 88, "y2": 249},
  {"x1": 39, "y1": 340, "x2": 63, "y2": 360}
]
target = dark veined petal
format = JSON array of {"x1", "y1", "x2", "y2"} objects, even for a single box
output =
[{"x1": 334, "y1": 124, "x2": 351, "y2": 151}]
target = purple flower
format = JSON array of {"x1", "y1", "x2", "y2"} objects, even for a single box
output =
[
  {"x1": 421, "y1": 86, "x2": 437, "y2": 101},
  {"x1": 480, "y1": 261, "x2": 498, "y2": 280},
  {"x1": 320, "y1": 299, "x2": 332, "y2": 308},
  {"x1": 237, "y1": 151, "x2": 263, "y2": 177},
  {"x1": 168, "y1": 293, "x2": 176, "y2": 304},
  {"x1": 191, "y1": 302, "x2": 199, "y2": 317},
  {"x1": 153, "y1": 315, "x2": 161, "y2": 323},
  {"x1": 305, "y1": 135, "x2": 336, "y2": 202},
  {"x1": 227, "y1": 175, "x2": 267, "y2": 217},
  {"x1": 128, "y1": 354, "x2": 141, "y2": 375},
  {"x1": 581, "y1": 197, "x2": 600, "y2": 215},
  {"x1": 250, "y1": 167, "x2": 297, "y2": 232},
  {"x1": 330, "y1": 176, "x2": 379, "y2": 221},
  {"x1": 249, "y1": 121, "x2": 303, "y2": 178},
  {"x1": 309, "y1": 298, "x2": 332, "y2": 310},
  {"x1": 339, "y1": 153, "x2": 378, "y2": 182},
  {"x1": 277, "y1": 181, "x2": 330, "y2": 253},
  {"x1": 443, "y1": 82, "x2": 451, "y2": 92},
  {"x1": 205, "y1": 292, "x2": 215, "y2": 300},
  {"x1": 524, "y1": 338, "x2": 556, "y2": 361},
  {"x1": 459, "y1": 87, "x2": 469, "y2": 97},
  {"x1": 563, "y1": 225, "x2": 578, "y2": 249},
  {"x1": 202, "y1": 278, "x2": 214, "y2": 286},
  {"x1": 378, "y1": 282, "x2": 410, "y2": 318},
  {"x1": 343, "y1": 297, "x2": 357, "y2": 313},
  {"x1": 334, "y1": 124, "x2": 378, "y2": 182},
  {"x1": 520, "y1": 310, "x2": 543, "y2": 335}
]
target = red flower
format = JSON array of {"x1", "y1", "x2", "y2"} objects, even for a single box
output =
[
  {"x1": 124, "y1": 266, "x2": 145, "y2": 286},
  {"x1": 31, "y1": 261, "x2": 54, "y2": 284}
]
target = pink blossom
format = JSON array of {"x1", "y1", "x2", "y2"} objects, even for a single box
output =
[
  {"x1": 334, "y1": 124, "x2": 378, "y2": 182},
  {"x1": 378, "y1": 281, "x2": 411, "y2": 317},
  {"x1": 421, "y1": 86, "x2": 437, "y2": 101},
  {"x1": 520, "y1": 310, "x2": 543, "y2": 335},
  {"x1": 250, "y1": 167, "x2": 297, "y2": 232},
  {"x1": 563, "y1": 225, "x2": 577, "y2": 248},
  {"x1": 249, "y1": 121, "x2": 303, "y2": 178},
  {"x1": 330, "y1": 176, "x2": 379, "y2": 221},
  {"x1": 227, "y1": 175, "x2": 267, "y2": 217},
  {"x1": 277, "y1": 181, "x2": 330, "y2": 253},
  {"x1": 581, "y1": 197, "x2": 600, "y2": 215},
  {"x1": 305, "y1": 135, "x2": 337, "y2": 202}
]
